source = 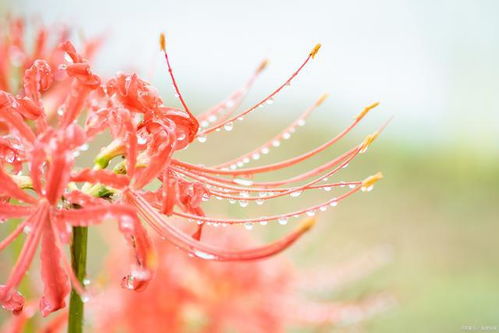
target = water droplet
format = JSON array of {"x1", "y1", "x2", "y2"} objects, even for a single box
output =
[
  {"x1": 226, "y1": 100, "x2": 235, "y2": 108},
  {"x1": 261, "y1": 147, "x2": 270, "y2": 154},
  {"x1": 201, "y1": 120, "x2": 209, "y2": 128},
  {"x1": 201, "y1": 194, "x2": 210, "y2": 201},
  {"x1": 297, "y1": 119, "x2": 306, "y2": 127},
  {"x1": 137, "y1": 135, "x2": 147, "y2": 144},
  {"x1": 256, "y1": 192, "x2": 268, "y2": 205},
  {"x1": 72, "y1": 151, "x2": 80, "y2": 158},
  {"x1": 361, "y1": 185, "x2": 374, "y2": 192},
  {"x1": 278, "y1": 217, "x2": 288, "y2": 225},
  {"x1": 319, "y1": 206, "x2": 328, "y2": 212},
  {"x1": 81, "y1": 294, "x2": 91, "y2": 303},
  {"x1": 236, "y1": 161, "x2": 244, "y2": 167},
  {"x1": 242, "y1": 157, "x2": 250, "y2": 164},
  {"x1": 266, "y1": 99, "x2": 274, "y2": 105},
  {"x1": 64, "y1": 53, "x2": 74, "y2": 63},
  {"x1": 237, "y1": 117, "x2": 245, "y2": 121},
  {"x1": 177, "y1": 133, "x2": 186, "y2": 141},
  {"x1": 125, "y1": 276, "x2": 135, "y2": 290},
  {"x1": 5, "y1": 153, "x2": 15, "y2": 163},
  {"x1": 290, "y1": 191, "x2": 302, "y2": 198},
  {"x1": 330, "y1": 201, "x2": 338, "y2": 207},
  {"x1": 234, "y1": 178, "x2": 253, "y2": 186},
  {"x1": 208, "y1": 115, "x2": 217, "y2": 122},
  {"x1": 174, "y1": 93, "x2": 180, "y2": 98},
  {"x1": 83, "y1": 278, "x2": 91, "y2": 286},
  {"x1": 228, "y1": 199, "x2": 236, "y2": 204},
  {"x1": 196, "y1": 220, "x2": 204, "y2": 225},
  {"x1": 224, "y1": 122, "x2": 234, "y2": 131},
  {"x1": 272, "y1": 140, "x2": 280, "y2": 147},
  {"x1": 306, "y1": 210, "x2": 316, "y2": 217},
  {"x1": 349, "y1": 184, "x2": 356, "y2": 189},
  {"x1": 239, "y1": 192, "x2": 249, "y2": 207},
  {"x1": 244, "y1": 223, "x2": 254, "y2": 230},
  {"x1": 193, "y1": 250, "x2": 217, "y2": 260},
  {"x1": 324, "y1": 186, "x2": 332, "y2": 192},
  {"x1": 120, "y1": 216, "x2": 134, "y2": 230},
  {"x1": 283, "y1": 132, "x2": 291, "y2": 140},
  {"x1": 197, "y1": 135, "x2": 207, "y2": 143},
  {"x1": 79, "y1": 144, "x2": 89, "y2": 151},
  {"x1": 23, "y1": 225, "x2": 32, "y2": 234},
  {"x1": 260, "y1": 221, "x2": 268, "y2": 226},
  {"x1": 57, "y1": 107, "x2": 65, "y2": 116},
  {"x1": 252, "y1": 153, "x2": 261, "y2": 160},
  {"x1": 230, "y1": 164, "x2": 237, "y2": 170}
]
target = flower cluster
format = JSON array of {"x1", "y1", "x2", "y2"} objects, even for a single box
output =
[{"x1": 0, "y1": 19, "x2": 384, "y2": 317}]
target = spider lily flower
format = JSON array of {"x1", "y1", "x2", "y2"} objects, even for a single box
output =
[
  {"x1": 73, "y1": 34, "x2": 385, "y2": 263},
  {"x1": 0, "y1": 22, "x2": 386, "y2": 318},
  {"x1": 88, "y1": 227, "x2": 394, "y2": 333}
]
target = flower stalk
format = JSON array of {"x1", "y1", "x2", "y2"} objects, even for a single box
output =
[{"x1": 67, "y1": 226, "x2": 88, "y2": 333}]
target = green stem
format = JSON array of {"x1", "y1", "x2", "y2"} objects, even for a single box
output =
[{"x1": 67, "y1": 226, "x2": 88, "y2": 333}]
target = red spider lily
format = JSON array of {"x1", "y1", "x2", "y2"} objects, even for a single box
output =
[
  {"x1": 87, "y1": 226, "x2": 394, "y2": 333},
  {"x1": 0, "y1": 19, "x2": 385, "y2": 319}
]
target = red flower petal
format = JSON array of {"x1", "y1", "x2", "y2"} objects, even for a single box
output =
[
  {"x1": 0, "y1": 285, "x2": 24, "y2": 315},
  {"x1": 71, "y1": 168, "x2": 129, "y2": 189},
  {"x1": 39, "y1": 220, "x2": 70, "y2": 317},
  {"x1": 0, "y1": 167, "x2": 37, "y2": 204}
]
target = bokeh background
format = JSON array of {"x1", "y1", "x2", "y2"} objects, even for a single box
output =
[{"x1": 1, "y1": 0, "x2": 498, "y2": 331}]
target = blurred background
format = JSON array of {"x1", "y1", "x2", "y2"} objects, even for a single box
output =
[{"x1": 1, "y1": 0, "x2": 498, "y2": 331}]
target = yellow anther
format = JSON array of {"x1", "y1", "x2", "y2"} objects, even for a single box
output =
[
  {"x1": 256, "y1": 59, "x2": 269, "y2": 73},
  {"x1": 355, "y1": 102, "x2": 379, "y2": 121},
  {"x1": 315, "y1": 93, "x2": 330, "y2": 107},
  {"x1": 361, "y1": 172, "x2": 383, "y2": 190},
  {"x1": 359, "y1": 131, "x2": 379, "y2": 152},
  {"x1": 159, "y1": 33, "x2": 166, "y2": 51},
  {"x1": 298, "y1": 217, "x2": 316, "y2": 232},
  {"x1": 310, "y1": 43, "x2": 321, "y2": 59}
]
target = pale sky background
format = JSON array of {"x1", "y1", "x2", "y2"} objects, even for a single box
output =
[{"x1": 6, "y1": 0, "x2": 499, "y2": 149}]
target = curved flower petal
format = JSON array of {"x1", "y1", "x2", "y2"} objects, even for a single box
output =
[
  {"x1": 45, "y1": 144, "x2": 73, "y2": 205},
  {"x1": 0, "y1": 285, "x2": 24, "y2": 315},
  {"x1": 39, "y1": 220, "x2": 70, "y2": 317},
  {"x1": 70, "y1": 168, "x2": 129, "y2": 189},
  {"x1": 0, "y1": 203, "x2": 35, "y2": 220},
  {"x1": 119, "y1": 215, "x2": 154, "y2": 291},
  {"x1": 0, "y1": 167, "x2": 37, "y2": 204}
]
